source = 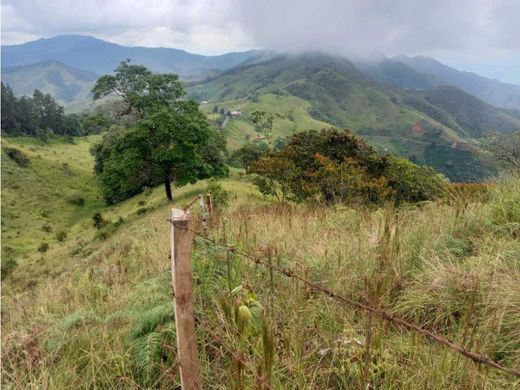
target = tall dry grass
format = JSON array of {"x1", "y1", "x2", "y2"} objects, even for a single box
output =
[{"x1": 2, "y1": 176, "x2": 520, "y2": 388}]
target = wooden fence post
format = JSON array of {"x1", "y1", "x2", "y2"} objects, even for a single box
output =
[
  {"x1": 199, "y1": 194, "x2": 208, "y2": 237},
  {"x1": 170, "y1": 208, "x2": 201, "y2": 390},
  {"x1": 205, "y1": 193, "x2": 213, "y2": 216}
]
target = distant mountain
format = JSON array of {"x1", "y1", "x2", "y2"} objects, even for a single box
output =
[
  {"x1": 415, "y1": 86, "x2": 520, "y2": 136},
  {"x1": 189, "y1": 53, "x2": 520, "y2": 181},
  {"x1": 1, "y1": 35, "x2": 269, "y2": 80},
  {"x1": 2, "y1": 60, "x2": 97, "y2": 103},
  {"x1": 355, "y1": 59, "x2": 439, "y2": 91},
  {"x1": 392, "y1": 55, "x2": 520, "y2": 110}
]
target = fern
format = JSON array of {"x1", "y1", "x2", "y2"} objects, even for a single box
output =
[
  {"x1": 128, "y1": 303, "x2": 177, "y2": 387},
  {"x1": 129, "y1": 303, "x2": 173, "y2": 339},
  {"x1": 130, "y1": 331, "x2": 164, "y2": 386}
]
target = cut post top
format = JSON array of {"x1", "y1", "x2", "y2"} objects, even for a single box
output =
[{"x1": 171, "y1": 208, "x2": 192, "y2": 221}]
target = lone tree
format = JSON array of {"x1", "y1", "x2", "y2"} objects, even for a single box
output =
[
  {"x1": 91, "y1": 61, "x2": 228, "y2": 203},
  {"x1": 92, "y1": 59, "x2": 184, "y2": 119}
]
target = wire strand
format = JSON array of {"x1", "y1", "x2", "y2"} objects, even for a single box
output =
[{"x1": 169, "y1": 219, "x2": 520, "y2": 379}]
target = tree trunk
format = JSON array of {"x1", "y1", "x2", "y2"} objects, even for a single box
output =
[{"x1": 164, "y1": 175, "x2": 173, "y2": 201}]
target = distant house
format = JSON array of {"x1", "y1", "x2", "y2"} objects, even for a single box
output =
[
  {"x1": 201, "y1": 100, "x2": 208, "y2": 104},
  {"x1": 225, "y1": 110, "x2": 242, "y2": 118}
]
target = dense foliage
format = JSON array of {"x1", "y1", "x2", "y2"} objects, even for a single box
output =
[
  {"x1": 228, "y1": 142, "x2": 269, "y2": 168},
  {"x1": 91, "y1": 62, "x2": 228, "y2": 203},
  {"x1": 92, "y1": 59, "x2": 184, "y2": 120},
  {"x1": 1, "y1": 82, "x2": 110, "y2": 136},
  {"x1": 248, "y1": 128, "x2": 447, "y2": 204}
]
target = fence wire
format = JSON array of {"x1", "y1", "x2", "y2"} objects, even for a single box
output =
[{"x1": 168, "y1": 218, "x2": 520, "y2": 379}]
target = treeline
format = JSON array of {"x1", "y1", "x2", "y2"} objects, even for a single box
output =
[{"x1": 1, "y1": 82, "x2": 110, "y2": 137}]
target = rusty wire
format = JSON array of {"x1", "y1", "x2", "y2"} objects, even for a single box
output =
[{"x1": 169, "y1": 219, "x2": 520, "y2": 379}]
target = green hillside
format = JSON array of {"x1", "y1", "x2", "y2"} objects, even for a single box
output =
[
  {"x1": 189, "y1": 53, "x2": 519, "y2": 181},
  {"x1": 2, "y1": 61, "x2": 97, "y2": 105},
  {"x1": 1, "y1": 136, "x2": 103, "y2": 259},
  {"x1": 0, "y1": 136, "x2": 238, "y2": 285},
  {"x1": 2, "y1": 135, "x2": 519, "y2": 388}
]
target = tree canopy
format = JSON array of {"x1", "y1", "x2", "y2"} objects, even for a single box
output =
[
  {"x1": 248, "y1": 128, "x2": 447, "y2": 204},
  {"x1": 91, "y1": 62, "x2": 228, "y2": 203},
  {"x1": 92, "y1": 60, "x2": 185, "y2": 119},
  {"x1": 1, "y1": 82, "x2": 111, "y2": 137}
]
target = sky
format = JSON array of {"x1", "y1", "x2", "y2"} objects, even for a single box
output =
[{"x1": 2, "y1": 0, "x2": 520, "y2": 84}]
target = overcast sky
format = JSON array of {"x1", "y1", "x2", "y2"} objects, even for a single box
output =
[{"x1": 2, "y1": 0, "x2": 520, "y2": 84}]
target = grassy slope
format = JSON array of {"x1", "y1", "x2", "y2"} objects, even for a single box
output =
[
  {"x1": 2, "y1": 136, "x2": 520, "y2": 388},
  {"x1": 201, "y1": 93, "x2": 330, "y2": 149},
  {"x1": 2, "y1": 136, "x2": 103, "y2": 257}
]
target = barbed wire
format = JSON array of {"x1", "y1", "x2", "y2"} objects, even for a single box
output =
[
  {"x1": 182, "y1": 195, "x2": 202, "y2": 211},
  {"x1": 169, "y1": 219, "x2": 520, "y2": 379}
]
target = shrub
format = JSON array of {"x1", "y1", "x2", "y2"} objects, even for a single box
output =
[
  {"x1": 138, "y1": 200, "x2": 146, "y2": 206},
  {"x1": 41, "y1": 223, "x2": 52, "y2": 233},
  {"x1": 206, "y1": 178, "x2": 230, "y2": 208},
  {"x1": 1, "y1": 259, "x2": 18, "y2": 280},
  {"x1": 56, "y1": 231, "x2": 67, "y2": 242},
  {"x1": 92, "y1": 212, "x2": 108, "y2": 229},
  {"x1": 228, "y1": 143, "x2": 269, "y2": 168},
  {"x1": 143, "y1": 187, "x2": 153, "y2": 196},
  {"x1": 38, "y1": 242, "x2": 49, "y2": 253},
  {"x1": 136, "y1": 207, "x2": 148, "y2": 215},
  {"x1": 94, "y1": 217, "x2": 124, "y2": 241},
  {"x1": 4, "y1": 147, "x2": 30, "y2": 167},
  {"x1": 248, "y1": 128, "x2": 447, "y2": 204},
  {"x1": 384, "y1": 156, "x2": 448, "y2": 203},
  {"x1": 66, "y1": 194, "x2": 85, "y2": 206}
]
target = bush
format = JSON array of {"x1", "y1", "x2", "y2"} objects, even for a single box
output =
[
  {"x1": 248, "y1": 128, "x2": 447, "y2": 205},
  {"x1": 56, "y1": 231, "x2": 67, "y2": 242},
  {"x1": 92, "y1": 212, "x2": 108, "y2": 229},
  {"x1": 38, "y1": 242, "x2": 49, "y2": 253},
  {"x1": 94, "y1": 217, "x2": 124, "y2": 240},
  {"x1": 206, "y1": 178, "x2": 230, "y2": 208},
  {"x1": 66, "y1": 194, "x2": 85, "y2": 206},
  {"x1": 447, "y1": 183, "x2": 494, "y2": 204},
  {"x1": 1, "y1": 258, "x2": 18, "y2": 280},
  {"x1": 42, "y1": 223, "x2": 52, "y2": 233},
  {"x1": 136, "y1": 207, "x2": 148, "y2": 215},
  {"x1": 4, "y1": 147, "x2": 30, "y2": 167},
  {"x1": 228, "y1": 143, "x2": 269, "y2": 168},
  {"x1": 384, "y1": 156, "x2": 448, "y2": 203}
]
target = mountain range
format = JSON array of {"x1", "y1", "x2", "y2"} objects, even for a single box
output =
[
  {"x1": 188, "y1": 53, "x2": 520, "y2": 181},
  {"x1": 1, "y1": 35, "x2": 268, "y2": 80},
  {"x1": 2, "y1": 35, "x2": 520, "y2": 181},
  {"x1": 359, "y1": 55, "x2": 520, "y2": 110}
]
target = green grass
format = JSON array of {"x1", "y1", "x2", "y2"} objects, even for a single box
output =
[
  {"x1": 1, "y1": 136, "x2": 103, "y2": 257},
  {"x1": 203, "y1": 94, "x2": 330, "y2": 149},
  {"x1": 2, "y1": 134, "x2": 519, "y2": 388}
]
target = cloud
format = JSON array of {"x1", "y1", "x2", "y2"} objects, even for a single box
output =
[
  {"x1": 1, "y1": 0, "x2": 519, "y2": 81},
  {"x1": 1, "y1": 0, "x2": 251, "y2": 54},
  {"x1": 234, "y1": 0, "x2": 520, "y2": 58}
]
